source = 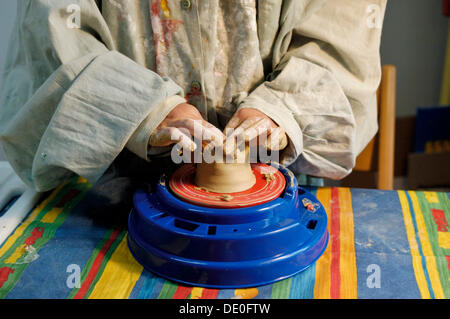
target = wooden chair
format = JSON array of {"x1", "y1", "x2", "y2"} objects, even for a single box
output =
[{"x1": 341, "y1": 65, "x2": 397, "y2": 190}]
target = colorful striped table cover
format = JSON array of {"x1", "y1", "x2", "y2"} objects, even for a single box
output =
[{"x1": 0, "y1": 176, "x2": 449, "y2": 299}]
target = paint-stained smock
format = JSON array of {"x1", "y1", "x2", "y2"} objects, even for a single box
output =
[{"x1": 0, "y1": 0, "x2": 386, "y2": 191}]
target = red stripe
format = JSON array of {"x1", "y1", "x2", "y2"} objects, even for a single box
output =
[
  {"x1": 55, "y1": 189, "x2": 81, "y2": 208},
  {"x1": 330, "y1": 188, "x2": 341, "y2": 299},
  {"x1": 445, "y1": 256, "x2": 450, "y2": 271},
  {"x1": 431, "y1": 209, "x2": 448, "y2": 232},
  {"x1": 172, "y1": 286, "x2": 193, "y2": 299},
  {"x1": 0, "y1": 267, "x2": 14, "y2": 289},
  {"x1": 73, "y1": 229, "x2": 121, "y2": 299},
  {"x1": 201, "y1": 288, "x2": 219, "y2": 299},
  {"x1": 24, "y1": 227, "x2": 44, "y2": 246}
]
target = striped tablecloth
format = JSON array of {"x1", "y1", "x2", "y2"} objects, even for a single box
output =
[{"x1": 0, "y1": 176, "x2": 448, "y2": 299}]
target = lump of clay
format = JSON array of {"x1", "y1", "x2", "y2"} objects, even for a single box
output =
[{"x1": 195, "y1": 162, "x2": 256, "y2": 193}]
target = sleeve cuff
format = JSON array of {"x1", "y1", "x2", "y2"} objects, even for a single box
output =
[{"x1": 126, "y1": 95, "x2": 186, "y2": 160}]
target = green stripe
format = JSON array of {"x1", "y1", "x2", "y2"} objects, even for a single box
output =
[
  {"x1": 157, "y1": 281, "x2": 178, "y2": 299},
  {"x1": 416, "y1": 192, "x2": 450, "y2": 298},
  {"x1": 0, "y1": 179, "x2": 87, "y2": 260},
  {"x1": 83, "y1": 230, "x2": 126, "y2": 299},
  {"x1": 0, "y1": 184, "x2": 73, "y2": 261},
  {"x1": 0, "y1": 177, "x2": 91, "y2": 298},
  {"x1": 437, "y1": 192, "x2": 450, "y2": 229},
  {"x1": 67, "y1": 228, "x2": 116, "y2": 299},
  {"x1": 34, "y1": 178, "x2": 84, "y2": 222},
  {"x1": 270, "y1": 278, "x2": 292, "y2": 299}
]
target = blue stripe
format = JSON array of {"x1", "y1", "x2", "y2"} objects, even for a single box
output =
[
  {"x1": 136, "y1": 272, "x2": 164, "y2": 299},
  {"x1": 149, "y1": 276, "x2": 165, "y2": 299},
  {"x1": 351, "y1": 188, "x2": 421, "y2": 298},
  {"x1": 289, "y1": 263, "x2": 316, "y2": 299},
  {"x1": 405, "y1": 191, "x2": 435, "y2": 299},
  {"x1": 254, "y1": 284, "x2": 273, "y2": 299},
  {"x1": 128, "y1": 272, "x2": 146, "y2": 299},
  {"x1": 216, "y1": 288, "x2": 236, "y2": 299}
]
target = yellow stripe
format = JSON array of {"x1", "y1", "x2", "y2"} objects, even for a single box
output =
[
  {"x1": 424, "y1": 192, "x2": 439, "y2": 204},
  {"x1": 398, "y1": 191, "x2": 431, "y2": 299},
  {"x1": 88, "y1": 235, "x2": 143, "y2": 299},
  {"x1": 190, "y1": 287, "x2": 204, "y2": 299},
  {"x1": 0, "y1": 183, "x2": 65, "y2": 257},
  {"x1": 40, "y1": 207, "x2": 63, "y2": 224},
  {"x1": 338, "y1": 188, "x2": 357, "y2": 299},
  {"x1": 314, "y1": 187, "x2": 331, "y2": 299},
  {"x1": 408, "y1": 192, "x2": 445, "y2": 298},
  {"x1": 234, "y1": 288, "x2": 259, "y2": 299},
  {"x1": 77, "y1": 177, "x2": 88, "y2": 184},
  {"x1": 438, "y1": 232, "x2": 450, "y2": 249},
  {"x1": 4, "y1": 244, "x2": 27, "y2": 264},
  {"x1": 41, "y1": 177, "x2": 87, "y2": 224}
]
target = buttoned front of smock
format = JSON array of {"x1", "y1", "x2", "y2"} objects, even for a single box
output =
[
  {"x1": 145, "y1": 0, "x2": 265, "y2": 127},
  {"x1": 0, "y1": 0, "x2": 386, "y2": 191}
]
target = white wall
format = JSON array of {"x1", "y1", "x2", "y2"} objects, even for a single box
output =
[
  {"x1": 0, "y1": 1, "x2": 17, "y2": 160},
  {"x1": 0, "y1": 1, "x2": 17, "y2": 95},
  {"x1": 380, "y1": 0, "x2": 448, "y2": 116}
]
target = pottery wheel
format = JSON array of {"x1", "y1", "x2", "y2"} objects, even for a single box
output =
[{"x1": 169, "y1": 163, "x2": 286, "y2": 208}]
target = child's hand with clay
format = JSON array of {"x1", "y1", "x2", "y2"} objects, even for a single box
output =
[{"x1": 149, "y1": 103, "x2": 224, "y2": 152}]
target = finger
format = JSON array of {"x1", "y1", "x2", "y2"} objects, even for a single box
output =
[
  {"x1": 224, "y1": 115, "x2": 242, "y2": 130},
  {"x1": 225, "y1": 118, "x2": 264, "y2": 142},
  {"x1": 223, "y1": 115, "x2": 263, "y2": 137},
  {"x1": 223, "y1": 118, "x2": 263, "y2": 156},
  {"x1": 223, "y1": 133, "x2": 239, "y2": 157},
  {"x1": 224, "y1": 117, "x2": 276, "y2": 157},
  {"x1": 177, "y1": 131, "x2": 198, "y2": 152},
  {"x1": 201, "y1": 120, "x2": 225, "y2": 146},
  {"x1": 149, "y1": 127, "x2": 173, "y2": 146},
  {"x1": 240, "y1": 117, "x2": 267, "y2": 131},
  {"x1": 223, "y1": 137, "x2": 237, "y2": 159},
  {"x1": 149, "y1": 127, "x2": 197, "y2": 151},
  {"x1": 227, "y1": 118, "x2": 272, "y2": 151},
  {"x1": 170, "y1": 118, "x2": 224, "y2": 145},
  {"x1": 266, "y1": 127, "x2": 288, "y2": 151},
  {"x1": 278, "y1": 132, "x2": 288, "y2": 150},
  {"x1": 243, "y1": 118, "x2": 272, "y2": 141},
  {"x1": 197, "y1": 121, "x2": 224, "y2": 156},
  {"x1": 169, "y1": 118, "x2": 203, "y2": 138}
]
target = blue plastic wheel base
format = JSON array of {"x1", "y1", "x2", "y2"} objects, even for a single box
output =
[{"x1": 127, "y1": 164, "x2": 328, "y2": 288}]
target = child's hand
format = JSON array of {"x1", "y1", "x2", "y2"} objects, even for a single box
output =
[
  {"x1": 223, "y1": 108, "x2": 288, "y2": 156},
  {"x1": 149, "y1": 103, "x2": 224, "y2": 152}
]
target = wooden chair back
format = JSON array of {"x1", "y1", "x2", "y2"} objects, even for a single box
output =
[{"x1": 343, "y1": 64, "x2": 396, "y2": 189}]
